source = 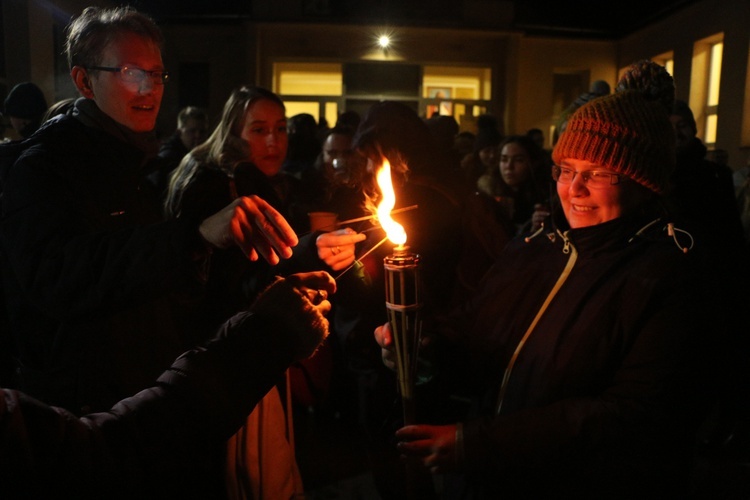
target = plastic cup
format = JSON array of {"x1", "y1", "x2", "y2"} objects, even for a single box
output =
[{"x1": 308, "y1": 211, "x2": 339, "y2": 232}]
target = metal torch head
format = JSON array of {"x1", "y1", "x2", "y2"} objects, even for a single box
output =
[{"x1": 384, "y1": 247, "x2": 421, "y2": 310}]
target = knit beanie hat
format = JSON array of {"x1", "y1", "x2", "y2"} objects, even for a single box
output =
[
  {"x1": 615, "y1": 60, "x2": 675, "y2": 114},
  {"x1": 4, "y1": 82, "x2": 48, "y2": 120},
  {"x1": 552, "y1": 89, "x2": 676, "y2": 194},
  {"x1": 589, "y1": 80, "x2": 611, "y2": 96}
]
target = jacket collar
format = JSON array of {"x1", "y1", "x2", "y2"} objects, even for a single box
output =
[
  {"x1": 555, "y1": 213, "x2": 669, "y2": 257},
  {"x1": 72, "y1": 97, "x2": 159, "y2": 159}
]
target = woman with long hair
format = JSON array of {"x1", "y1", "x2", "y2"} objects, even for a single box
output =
[{"x1": 165, "y1": 85, "x2": 364, "y2": 500}]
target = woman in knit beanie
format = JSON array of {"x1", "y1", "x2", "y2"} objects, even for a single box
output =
[{"x1": 373, "y1": 69, "x2": 718, "y2": 498}]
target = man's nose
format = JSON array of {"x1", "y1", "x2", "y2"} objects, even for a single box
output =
[{"x1": 138, "y1": 76, "x2": 155, "y2": 93}]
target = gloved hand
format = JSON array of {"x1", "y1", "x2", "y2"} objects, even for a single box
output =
[
  {"x1": 250, "y1": 271, "x2": 336, "y2": 360},
  {"x1": 199, "y1": 195, "x2": 298, "y2": 265}
]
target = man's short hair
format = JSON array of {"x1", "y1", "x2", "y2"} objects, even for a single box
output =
[
  {"x1": 177, "y1": 106, "x2": 208, "y2": 129},
  {"x1": 64, "y1": 6, "x2": 163, "y2": 70}
]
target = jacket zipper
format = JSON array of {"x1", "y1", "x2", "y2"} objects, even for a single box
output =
[{"x1": 495, "y1": 230, "x2": 578, "y2": 414}]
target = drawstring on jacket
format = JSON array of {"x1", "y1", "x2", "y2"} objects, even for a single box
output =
[
  {"x1": 628, "y1": 218, "x2": 694, "y2": 254},
  {"x1": 667, "y1": 222, "x2": 694, "y2": 253},
  {"x1": 502, "y1": 217, "x2": 692, "y2": 414}
]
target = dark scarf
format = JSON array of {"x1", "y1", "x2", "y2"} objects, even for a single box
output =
[{"x1": 72, "y1": 97, "x2": 160, "y2": 159}]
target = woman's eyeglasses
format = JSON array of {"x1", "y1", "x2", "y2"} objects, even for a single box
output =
[{"x1": 552, "y1": 165, "x2": 621, "y2": 188}]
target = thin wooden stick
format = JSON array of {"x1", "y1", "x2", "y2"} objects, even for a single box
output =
[
  {"x1": 334, "y1": 236, "x2": 389, "y2": 280},
  {"x1": 336, "y1": 204, "x2": 419, "y2": 227}
]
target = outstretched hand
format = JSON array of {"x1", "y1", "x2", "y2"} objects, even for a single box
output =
[{"x1": 199, "y1": 195, "x2": 298, "y2": 265}]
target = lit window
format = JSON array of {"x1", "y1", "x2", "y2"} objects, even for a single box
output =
[
  {"x1": 422, "y1": 66, "x2": 491, "y2": 124},
  {"x1": 691, "y1": 33, "x2": 723, "y2": 146},
  {"x1": 274, "y1": 63, "x2": 342, "y2": 96},
  {"x1": 707, "y1": 42, "x2": 723, "y2": 107},
  {"x1": 652, "y1": 51, "x2": 674, "y2": 77},
  {"x1": 705, "y1": 41, "x2": 723, "y2": 144},
  {"x1": 274, "y1": 63, "x2": 343, "y2": 125}
]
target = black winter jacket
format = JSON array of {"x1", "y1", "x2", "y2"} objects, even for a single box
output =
[
  {"x1": 1, "y1": 311, "x2": 299, "y2": 499},
  {"x1": 439, "y1": 214, "x2": 717, "y2": 498},
  {"x1": 0, "y1": 109, "x2": 207, "y2": 415}
]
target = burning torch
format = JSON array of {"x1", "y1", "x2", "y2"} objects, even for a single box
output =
[{"x1": 377, "y1": 161, "x2": 423, "y2": 426}]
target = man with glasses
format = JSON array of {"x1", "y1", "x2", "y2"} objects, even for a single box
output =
[{"x1": 0, "y1": 9, "x2": 297, "y2": 492}]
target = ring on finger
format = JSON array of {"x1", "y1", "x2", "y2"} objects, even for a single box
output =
[{"x1": 332, "y1": 245, "x2": 341, "y2": 255}]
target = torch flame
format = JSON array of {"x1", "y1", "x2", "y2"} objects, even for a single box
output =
[{"x1": 376, "y1": 159, "x2": 407, "y2": 246}]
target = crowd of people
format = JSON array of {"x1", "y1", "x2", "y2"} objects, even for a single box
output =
[{"x1": 0, "y1": 4, "x2": 748, "y2": 499}]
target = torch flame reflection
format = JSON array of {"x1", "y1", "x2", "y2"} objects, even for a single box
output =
[{"x1": 376, "y1": 159, "x2": 407, "y2": 247}]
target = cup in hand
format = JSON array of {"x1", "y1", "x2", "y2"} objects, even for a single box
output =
[{"x1": 308, "y1": 211, "x2": 339, "y2": 232}]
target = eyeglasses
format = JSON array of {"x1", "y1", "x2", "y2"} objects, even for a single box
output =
[
  {"x1": 552, "y1": 165, "x2": 621, "y2": 188},
  {"x1": 87, "y1": 66, "x2": 170, "y2": 85}
]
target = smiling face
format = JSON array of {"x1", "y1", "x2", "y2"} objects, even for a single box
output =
[
  {"x1": 83, "y1": 32, "x2": 164, "y2": 132},
  {"x1": 240, "y1": 98, "x2": 288, "y2": 177},
  {"x1": 556, "y1": 158, "x2": 626, "y2": 228}
]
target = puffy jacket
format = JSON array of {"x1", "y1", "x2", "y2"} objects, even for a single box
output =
[
  {"x1": 0, "y1": 108, "x2": 207, "y2": 415},
  {"x1": 1, "y1": 311, "x2": 300, "y2": 499},
  {"x1": 439, "y1": 213, "x2": 717, "y2": 498}
]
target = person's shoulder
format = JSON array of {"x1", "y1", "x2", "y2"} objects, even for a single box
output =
[
  {"x1": 733, "y1": 166, "x2": 750, "y2": 188},
  {"x1": 19, "y1": 115, "x2": 95, "y2": 156},
  {"x1": 0, "y1": 117, "x2": 82, "y2": 175},
  {"x1": 158, "y1": 133, "x2": 187, "y2": 159}
]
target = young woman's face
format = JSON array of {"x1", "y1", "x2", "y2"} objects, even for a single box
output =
[
  {"x1": 499, "y1": 142, "x2": 531, "y2": 189},
  {"x1": 240, "y1": 99, "x2": 288, "y2": 177},
  {"x1": 556, "y1": 158, "x2": 626, "y2": 228}
]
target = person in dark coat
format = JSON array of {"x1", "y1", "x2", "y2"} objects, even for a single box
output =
[
  {"x1": 615, "y1": 59, "x2": 745, "y2": 253},
  {"x1": 0, "y1": 6, "x2": 297, "y2": 417},
  {"x1": 148, "y1": 105, "x2": 209, "y2": 198},
  {"x1": 1, "y1": 271, "x2": 335, "y2": 500},
  {"x1": 164, "y1": 85, "x2": 366, "y2": 350},
  {"x1": 668, "y1": 98, "x2": 746, "y2": 250},
  {"x1": 375, "y1": 77, "x2": 721, "y2": 498},
  {"x1": 164, "y1": 84, "x2": 366, "y2": 499},
  {"x1": 329, "y1": 100, "x2": 464, "y2": 499},
  {"x1": 3, "y1": 81, "x2": 48, "y2": 139}
]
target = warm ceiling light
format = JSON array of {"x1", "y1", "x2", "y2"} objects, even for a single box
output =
[{"x1": 378, "y1": 35, "x2": 390, "y2": 49}]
